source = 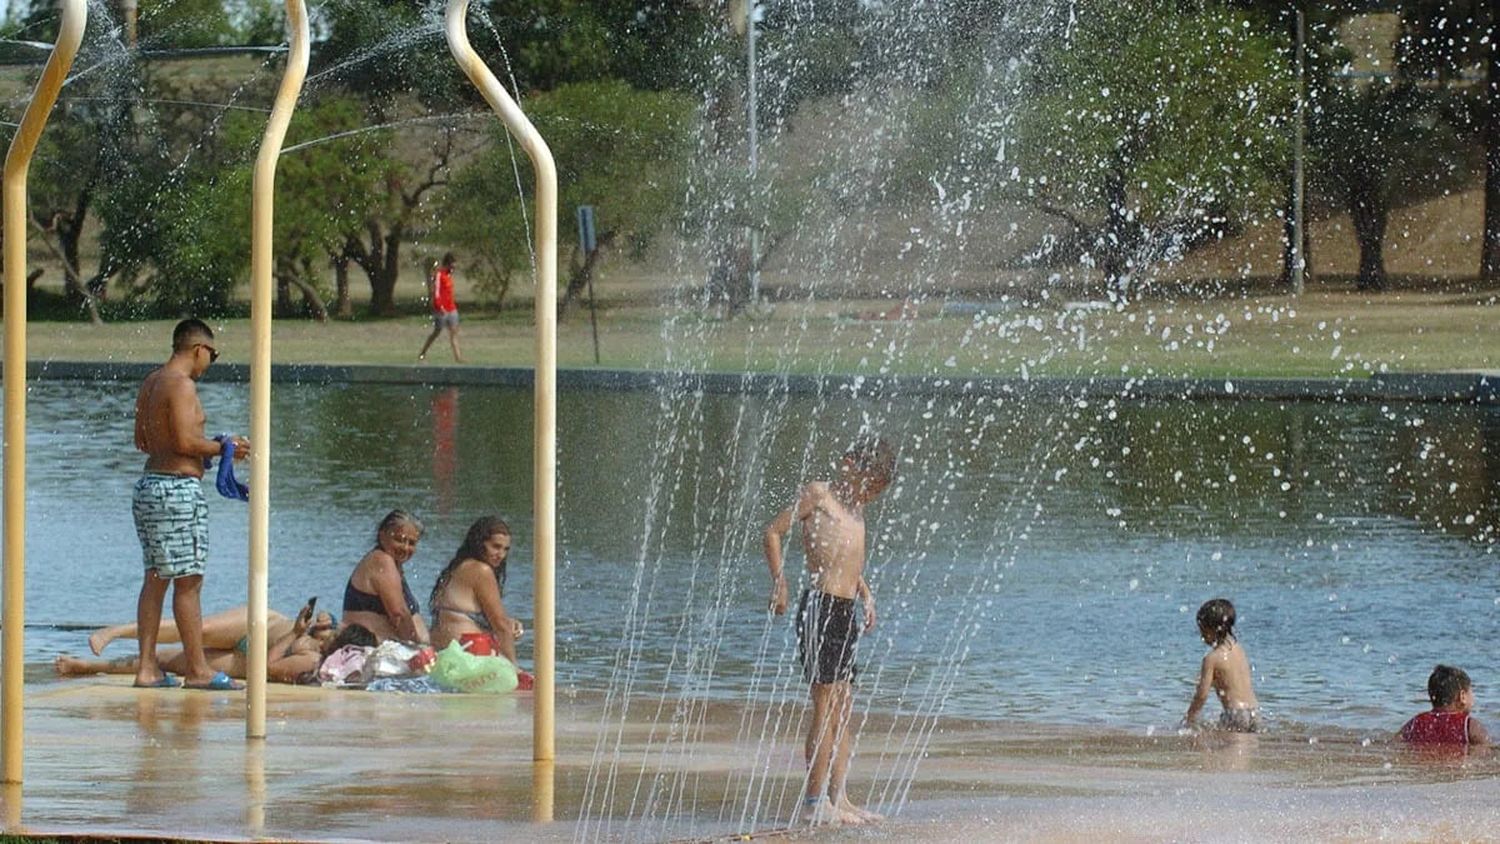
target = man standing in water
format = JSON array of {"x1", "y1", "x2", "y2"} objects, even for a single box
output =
[
  {"x1": 132, "y1": 319, "x2": 249, "y2": 690},
  {"x1": 418, "y1": 252, "x2": 465, "y2": 363},
  {"x1": 763, "y1": 436, "x2": 896, "y2": 826}
]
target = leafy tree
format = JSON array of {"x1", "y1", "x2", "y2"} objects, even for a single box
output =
[
  {"x1": 274, "y1": 100, "x2": 394, "y2": 318},
  {"x1": 137, "y1": 0, "x2": 235, "y2": 48},
  {"x1": 310, "y1": 0, "x2": 711, "y2": 315},
  {"x1": 440, "y1": 80, "x2": 695, "y2": 311},
  {"x1": 200, "y1": 97, "x2": 396, "y2": 320},
  {"x1": 1394, "y1": 1, "x2": 1500, "y2": 281},
  {"x1": 2, "y1": 5, "x2": 155, "y2": 321},
  {"x1": 314, "y1": 0, "x2": 705, "y2": 107},
  {"x1": 1310, "y1": 83, "x2": 1470, "y2": 290},
  {"x1": 26, "y1": 81, "x2": 141, "y2": 322},
  {"x1": 1009, "y1": 1, "x2": 1293, "y2": 294},
  {"x1": 98, "y1": 163, "x2": 244, "y2": 315}
]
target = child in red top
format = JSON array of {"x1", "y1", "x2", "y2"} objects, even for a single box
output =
[
  {"x1": 418, "y1": 252, "x2": 465, "y2": 363},
  {"x1": 1400, "y1": 664, "x2": 1490, "y2": 747}
]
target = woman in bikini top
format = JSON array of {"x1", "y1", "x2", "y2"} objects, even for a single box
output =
[
  {"x1": 341, "y1": 510, "x2": 430, "y2": 643},
  {"x1": 428, "y1": 516, "x2": 524, "y2": 661}
]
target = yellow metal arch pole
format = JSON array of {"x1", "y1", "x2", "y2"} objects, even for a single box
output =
[
  {"x1": 246, "y1": 0, "x2": 308, "y2": 740},
  {"x1": 444, "y1": 0, "x2": 558, "y2": 763},
  {"x1": 1, "y1": 0, "x2": 85, "y2": 784}
]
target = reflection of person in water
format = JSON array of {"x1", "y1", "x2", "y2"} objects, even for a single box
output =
[{"x1": 432, "y1": 388, "x2": 459, "y2": 515}]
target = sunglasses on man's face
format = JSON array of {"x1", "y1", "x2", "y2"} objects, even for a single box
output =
[{"x1": 196, "y1": 343, "x2": 219, "y2": 363}]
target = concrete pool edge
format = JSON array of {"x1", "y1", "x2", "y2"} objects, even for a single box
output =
[{"x1": 18, "y1": 360, "x2": 1500, "y2": 403}]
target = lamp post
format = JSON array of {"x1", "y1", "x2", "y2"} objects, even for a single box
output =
[
  {"x1": 120, "y1": 0, "x2": 138, "y2": 48},
  {"x1": 1291, "y1": 7, "x2": 1306, "y2": 295},
  {"x1": 747, "y1": 0, "x2": 760, "y2": 304}
]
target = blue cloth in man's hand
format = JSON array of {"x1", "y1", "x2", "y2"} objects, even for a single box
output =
[{"x1": 215, "y1": 439, "x2": 249, "y2": 502}]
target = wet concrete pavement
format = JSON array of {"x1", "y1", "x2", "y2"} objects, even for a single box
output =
[
  {"x1": 8, "y1": 678, "x2": 1500, "y2": 842},
  {"x1": 11, "y1": 679, "x2": 573, "y2": 841}
]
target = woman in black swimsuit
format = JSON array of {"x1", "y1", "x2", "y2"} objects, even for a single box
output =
[
  {"x1": 342, "y1": 510, "x2": 430, "y2": 643},
  {"x1": 428, "y1": 516, "x2": 523, "y2": 662}
]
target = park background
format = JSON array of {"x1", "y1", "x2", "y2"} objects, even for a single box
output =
[{"x1": 0, "y1": 1, "x2": 1497, "y2": 376}]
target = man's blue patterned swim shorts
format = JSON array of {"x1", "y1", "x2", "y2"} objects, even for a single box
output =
[{"x1": 132, "y1": 473, "x2": 207, "y2": 579}]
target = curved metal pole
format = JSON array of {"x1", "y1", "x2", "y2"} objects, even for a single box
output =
[
  {"x1": 2, "y1": 0, "x2": 85, "y2": 785},
  {"x1": 444, "y1": 0, "x2": 558, "y2": 763},
  {"x1": 246, "y1": 0, "x2": 308, "y2": 740}
]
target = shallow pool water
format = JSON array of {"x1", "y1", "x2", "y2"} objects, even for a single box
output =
[{"x1": 20, "y1": 380, "x2": 1500, "y2": 734}]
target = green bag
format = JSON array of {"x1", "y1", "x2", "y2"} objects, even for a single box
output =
[{"x1": 429, "y1": 641, "x2": 519, "y2": 694}]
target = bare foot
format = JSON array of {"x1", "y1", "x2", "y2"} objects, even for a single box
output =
[
  {"x1": 54, "y1": 654, "x2": 89, "y2": 676},
  {"x1": 799, "y1": 797, "x2": 842, "y2": 827},
  {"x1": 87, "y1": 629, "x2": 109, "y2": 655},
  {"x1": 834, "y1": 796, "x2": 883, "y2": 823},
  {"x1": 835, "y1": 804, "x2": 869, "y2": 826}
]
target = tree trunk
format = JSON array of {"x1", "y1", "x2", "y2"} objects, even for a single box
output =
[
  {"x1": 333, "y1": 254, "x2": 353, "y2": 319},
  {"x1": 58, "y1": 224, "x2": 83, "y2": 300},
  {"x1": 1101, "y1": 168, "x2": 1134, "y2": 296},
  {"x1": 276, "y1": 275, "x2": 293, "y2": 314},
  {"x1": 560, "y1": 230, "x2": 617, "y2": 316},
  {"x1": 1482, "y1": 29, "x2": 1500, "y2": 283},
  {"x1": 60, "y1": 227, "x2": 104, "y2": 324},
  {"x1": 368, "y1": 229, "x2": 403, "y2": 317},
  {"x1": 1349, "y1": 178, "x2": 1388, "y2": 291},
  {"x1": 369, "y1": 266, "x2": 398, "y2": 316},
  {"x1": 705, "y1": 239, "x2": 752, "y2": 314},
  {"x1": 33, "y1": 215, "x2": 102, "y2": 324},
  {"x1": 283, "y1": 273, "x2": 329, "y2": 323}
]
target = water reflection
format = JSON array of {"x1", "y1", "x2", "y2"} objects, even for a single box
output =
[
  {"x1": 1, "y1": 782, "x2": 18, "y2": 831},
  {"x1": 533, "y1": 760, "x2": 554, "y2": 824},
  {"x1": 126, "y1": 692, "x2": 209, "y2": 817},
  {"x1": 432, "y1": 388, "x2": 460, "y2": 516},
  {"x1": 1194, "y1": 730, "x2": 1259, "y2": 773},
  {"x1": 244, "y1": 739, "x2": 265, "y2": 833}
]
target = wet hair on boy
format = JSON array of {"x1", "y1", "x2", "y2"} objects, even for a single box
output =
[
  {"x1": 1196, "y1": 597, "x2": 1236, "y2": 645},
  {"x1": 1400, "y1": 664, "x2": 1490, "y2": 746},
  {"x1": 1429, "y1": 664, "x2": 1471, "y2": 708},
  {"x1": 842, "y1": 436, "x2": 896, "y2": 481}
]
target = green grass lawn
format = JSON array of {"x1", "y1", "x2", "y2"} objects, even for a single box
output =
[{"x1": 10, "y1": 289, "x2": 1498, "y2": 379}]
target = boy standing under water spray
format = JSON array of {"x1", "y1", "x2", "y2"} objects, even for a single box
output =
[{"x1": 763, "y1": 436, "x2": 896, "y2": 826}]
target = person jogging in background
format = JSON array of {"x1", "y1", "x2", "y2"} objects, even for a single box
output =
[{"x1": 419, "y1": 252, "x2": 465, "y2": 363}]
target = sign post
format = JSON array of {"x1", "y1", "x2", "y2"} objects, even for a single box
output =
[{"x1": 576, "y1": 205, "x2": 600, "y2": 365}]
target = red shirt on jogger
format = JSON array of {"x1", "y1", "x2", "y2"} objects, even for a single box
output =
[{"x1": 432, "y1": 266, "x2": 457, "y2": 314}]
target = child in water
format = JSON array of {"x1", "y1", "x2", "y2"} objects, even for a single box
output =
[
  {"x1": 1399, "y1": 664, "x2": 1491, "y2": 747},
  {"x1": 1182, "y1": 598, "x2": 1260, "y2": 732},
  {"x1": 762, "y1": 436, "x2": 896, "y2": 826}
]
